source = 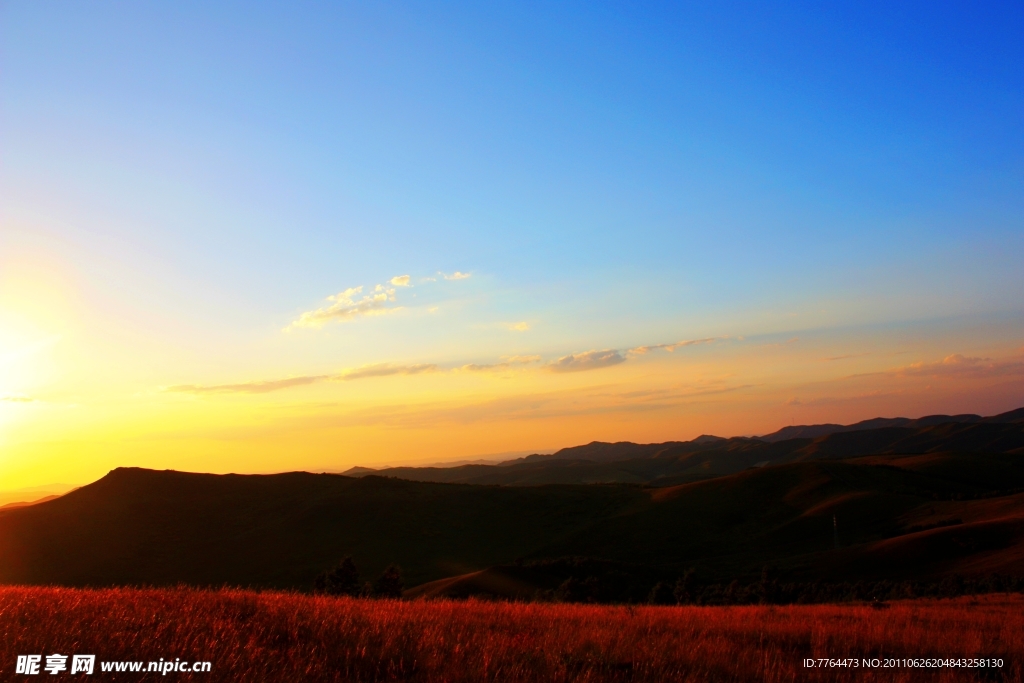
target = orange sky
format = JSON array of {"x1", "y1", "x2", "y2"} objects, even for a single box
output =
[{"x1": 2, "y1": 251, "x2": 1021, "y2": 491}]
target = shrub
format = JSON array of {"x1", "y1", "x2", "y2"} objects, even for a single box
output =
[
  {"x1": 374, "y1": 564, "x2": 404, "y2": 598},
  {"x1": 314, "y1": 556, "x2": 361, "y2": 596}
]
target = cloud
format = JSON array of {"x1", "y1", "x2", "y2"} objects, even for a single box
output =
[
  {"x1": 458, "y1": 355, "x2": 541, "y2": 372},
  {"x1": 337, "y1": 363, "x2": 438, "y2": 380},
  {"x1": 504, "y1": 322, "x2": 530, "y2": 332},
  {"x1": 822, "y1": 352, "x2": 872, "y2": 362},
  {"x1": 166, "y1": 364, "x2": 438, "y2": 395},
  {"x1": 548, "y1": 349, "x2": 626, "y2": 373},
  {"x1": 1, "y1": 395, "x2": 35, "y2": 403},
  {"x1": 894, "y1": 354, "x2": 1024, "y2": 379},
  {"x1": 287, "y1": 286, "x2": 400, "y2": 330},
  {"x1": 286, "y1": 270, "x2": 471, "y2": 329},
  {"x1": 627, "y1": 337, "x2": 726, "y2": 356},
  {"x1": 305, "y1": 381, "x2": 756, "y2": 430},
  {"x1": 505, "y1": 354, "x2": 542, "y2": 364},
  {"x1": 167, "y1": 376, "x2": 328, "y2": 395},
  {"x1": 787, "y1": 390, "x2": 903, "y2": 407}
]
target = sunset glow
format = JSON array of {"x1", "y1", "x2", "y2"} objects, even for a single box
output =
[{"x1": 1, "y1": 2, "x2": 1022, "y2": 492}]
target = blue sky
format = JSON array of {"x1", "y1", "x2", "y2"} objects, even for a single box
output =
[{"x1": 1, "y1": 1, "x2": 1022, "y2": 486}]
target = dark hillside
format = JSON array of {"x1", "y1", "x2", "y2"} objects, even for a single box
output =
[
  {"x1": 0, "y1": 469, "x2": 646, "y2": 589},
  {"x1": 4, "y1": 450, "x2": 1024, "y2": 593},
  {"x1": 344, "y1": 413, "x2": 1024, "y2": 487}
]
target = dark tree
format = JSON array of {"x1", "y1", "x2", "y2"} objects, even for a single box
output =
[
  {"x1": 647, "y1": 581, "x2": 675, "y2": 605},
  {"x1": 373, "y1": 564, "x2": 404, "y2": 598},
  {"x1": 673, "y1": 569, "x2": 695, "y2": 604},
  {"x1": 555, "y1": 577, "x2": 582, "y2": 603},
  {"x1": 555, "y1": 576, "x2": 600, "y2": 603},
  {"x1": 723, "y1": 579, "x2": 741, "y2": 604},
  {"x1": 314, "y1": 556, "x2": 361, "y2": 596},
  {"x1": 758, "y1": 565, "x2": 778, "y2": 604}
]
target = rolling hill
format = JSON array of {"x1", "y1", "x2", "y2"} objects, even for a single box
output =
[
  {"x1": 2, "y1": 436, "x2": 1024, "y2": 595},
  {"x1": 342, "y1": 408, "x2": 1024, "y2": 487}
]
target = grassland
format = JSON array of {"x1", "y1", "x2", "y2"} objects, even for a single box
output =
[{"x1": 1, "y1": 586, "x2": 1020, "y2": 682}]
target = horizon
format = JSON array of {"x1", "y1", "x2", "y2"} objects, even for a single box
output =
[
  {"x1": 2, "y1": 2, "x2": 1022, "y2": 491},
  {"x1": 2, "y1": 402, "x2": 1020, "y2": 494}
]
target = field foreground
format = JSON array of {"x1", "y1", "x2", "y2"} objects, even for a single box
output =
[{"x1": 1, "y1": 587, "x2": 1021, "y2": 682}]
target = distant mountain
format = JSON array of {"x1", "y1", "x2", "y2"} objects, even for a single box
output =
[
  {"x1": 691, "y1": 434, "x2": 728, "y2": 444},
  {"x1": 343, "y1": 408, "x2": 1024, "y2": 487},
  {"x1": 762, "y1": 413, "x2": 976, "y2": 442},
  {"x1": 759, "y1": 407, "x2": 1024, "y2": 442},
  {"x1": 0, "y1": 495, "x2": 61, "y2": 510},
  {"x1": 3, "y1": 407, "x2": 1023, "y2": 596},
  {"x1": 0, "y1": 484, "x2": 76, "y2": 509},
  {"x1": 4, "y1": 449, "x2": 1024, "y2": 593}
]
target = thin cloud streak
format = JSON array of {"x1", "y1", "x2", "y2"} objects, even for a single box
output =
[
  {"x1": 303, "y1": 383, "x2": 756, "y2": 429},
  {"x1": 787, "y1": 390, "x2": 902, "y2": 407},
  {"x1": 843, "y1": 353, "x2": 1024, "y2": 381},
  {"x1": 896, "y1": 354, "x2": 1024, "y2": 379},
  {"x1": 822, "y1": 352, "x2": 872, "y2": 362},
  {"x1": 627, "y1": 336, "x2": 727, "y2": 356},
  {"x1": 167, "y1": 376, "x2": 328, "y2": 395},
  {"x1": 166, "y1": 364, "x2": 438, "y2": 395},
  {"x1": 458, "y1": 355, "x2": 541, "y2": 372},
  {"x1": 337, "y1": 363, "x2": 438, "y2": 380},
  {"x1": 548, "y1": 349, "x2": 626, "y2": 373},
  {"x1": 165, "y1": 333, "x2": 737, "y2": 394}
]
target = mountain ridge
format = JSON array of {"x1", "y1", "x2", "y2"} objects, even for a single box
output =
[
  {"x1": 2, "y1": 406, "x2": 1023, "y2": 596},
  {"x1": 340, "y1": 407, "x2": 1024, "y2": 487}
]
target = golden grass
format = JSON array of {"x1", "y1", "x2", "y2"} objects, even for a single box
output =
[{"x1": 1, "y1": 587, "x2": 1020, "y2": 681}]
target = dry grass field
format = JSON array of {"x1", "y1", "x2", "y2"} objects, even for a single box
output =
[{"x1": 1, "y1": 586, "x2": 1020, "y2": 681}]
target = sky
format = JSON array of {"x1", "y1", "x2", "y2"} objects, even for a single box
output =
[{"x1": 1, "y1": 1, "x2": 1022, "y2": 491}]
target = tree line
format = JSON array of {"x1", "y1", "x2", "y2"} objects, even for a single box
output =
[
  {"x1": 315, "y1": 555, "x2": 1024, "y2": 605},
  {"x1": 555, "y1": 569, "x2": 1024, "y2": 606},
  {"x1": 314, "y1": 557, "x2": 403, "y2": 598}
]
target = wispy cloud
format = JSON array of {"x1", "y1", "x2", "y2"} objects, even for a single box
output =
[
  {"x1": 288, "y1": 270, "x2": 471, "y2": 330},
  {"x1": 458, "y1": 355, "x2": 541, "y2": 372},
  {"x1": 287, "y1": 286, "x2": 398, "y2": 330},
  {"x1": 894, "y1": 354, "x2": 1024, "y2": 379},
  {"x1": 822, "y1": 352, "x2": 872, "y2": 362},
  {"x1": 786, "y1": 390, "x2": 904, "y2": 408},
  {"x1": 337, "y1": 363, "x2": 438, "y2": 380},
  {"x1": 0, "y1": 395, "x2": 35, "y2": 403},
  {"x1": 304, "y1": 382, "x2": 755, "y2": 430},
  {"x1": 503, "y1": 322, "x2": 530, "y2": 331},
  {"x1": 167, "y1": 376, "x2": 328, "y2": 395},
  {"x1": 168, "y1": 331, "x2": 735, "y2": 393},
  {"x1": 627, "y1": 336, "x2": 726, "y2": 356},
  {"x1": 166, "y1": 364, "x2": 440, "y2": 395},
  {"x1": 548, "y1": 349, "x2": 626, "y2": 373}
]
